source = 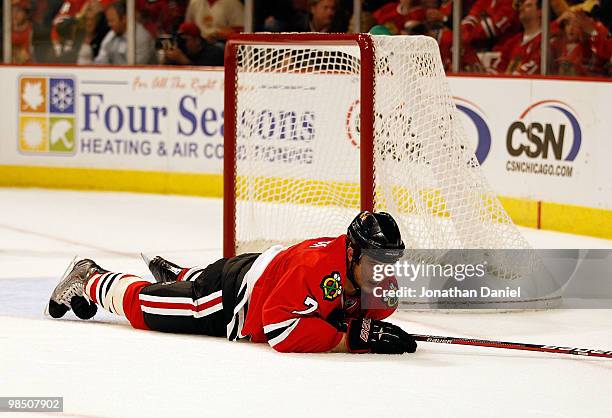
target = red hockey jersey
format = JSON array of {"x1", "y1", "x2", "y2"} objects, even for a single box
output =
[
  {"x1": 372, "y1": 2, "x2": 426, "y2": 34},
  {"x1": 496, "y1": 31, "x2": 541, "y2": 75},
  {"x1": 241, "y1": 235, "x2": 397, "y2": 353},
  {"x1": 461, "y1": 0, "x2": 520, "y2": 49}
]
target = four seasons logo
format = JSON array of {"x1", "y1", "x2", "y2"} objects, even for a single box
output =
[{"x1": 18, "y1": 76, "x2": 76, "y2": 154}]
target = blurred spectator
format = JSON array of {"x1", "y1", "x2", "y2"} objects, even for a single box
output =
[
  {"x1": 31, "y1": 0, "x2": 64, "y2": 62},
  {"x1": 136, "y1": 0, "x2": 188, "y2": 37},
  {"x1": 294, "y1": 0, "x2": 338, "y2": 32},
  {"x1": 255, "y1": 0, "x2": 298, "y2": 32},
  {"x1": 389, "y1": 0, "x2": 483, "y2": 71},
  {"x1": 50, "y1": 1, "x2": 112, "y2": 62},
  {"x1": 460, "y1": 0, "x2": 520, "y2": 51},
  {"x1": 77, "y1": 1, "x2": 110, "y2": 63},
  {"x1": 95, "y1": 0, "x2": 155, "y2": 64},
  {"x1": 159, "y1": 21, "x2": 224, "y2": 65},
  {"x1": 422, "y1": 0, "x2": 476, "y2": 31},
  {"x1": 429, "y1": 23, "x2": 486, "y2": 71},
  {"x1": 350, "y1": 0, "x2": 388, "y2": 32},
  {"x1": 185, "y1": 0, "x2": 244, "y2": 41},
  {"x1": 552, "y1": 12, "x2": 590, "y2": 75},
  {"x1": 51, "y1": 0, "x2": 92, "y2": 52},
  {"x1": 549, "y1": 0, "x2": 611, "y2": 34},
  {"x1": 135, "y1": 0, "x2": 161, "y2": 37},
  {"x1": 53, "y1": 14, "x2": 80, "y2": 62},
  {"x1": 551, "y1": 10, "x2": 610, "y2": 75},
  {"x1": 372, "y1": 0, "x2": 426, "y2": 34},
  {"x1": 422, "y1": 0, "x2": 519, "y2": 72},
  {"x1": 495, "y1": 0, "x2": 542, "y2": 74},
  {"x1": 12, "y1": 0, "x2": 33, "y2": 64},
  {"x1": 574, "y1": 10, "x2": 610, "y2": 75},
  {"x1": 51, "y1": 0, "x2": 87, "y2": 40},
  {"x1": 162, "y1": 0, "x2": 189, "y2": 34}
]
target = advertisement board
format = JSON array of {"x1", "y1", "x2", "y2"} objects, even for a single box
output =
[
  {"x1": 0, "y1": 66, "x2": 225, "y2": 174},
  {"x1": 451, "y1": 76, "x2": 612, "y2": 210},
  {"x1": 0, "y1": 66, "x2": 610, "y2": 236}
]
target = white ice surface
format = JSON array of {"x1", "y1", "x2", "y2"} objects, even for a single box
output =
[{"x1": 0, "y1": 188, "x2": 611, "y2": 418}]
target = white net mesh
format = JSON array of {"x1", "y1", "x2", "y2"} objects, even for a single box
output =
[
  {"x1": 230, "y1": 35, "x2": 530, "y2": 255},
  {"x1": 370, "y1": 36, "x2": 529, "y2": 250}
]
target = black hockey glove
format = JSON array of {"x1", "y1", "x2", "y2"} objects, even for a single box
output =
[{"x1": 346, "y1": 318, "x2": 417, "y2": 354}]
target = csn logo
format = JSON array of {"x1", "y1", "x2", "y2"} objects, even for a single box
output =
[
  {"x1": 506, "y1": 100, "x2": 582, "y2": 161},
  {"x1": 454, "y1": 97, "x2": 491, "y2": 165}
]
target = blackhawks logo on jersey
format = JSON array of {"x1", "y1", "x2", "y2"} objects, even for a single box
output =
[
  {"x1": 383, "y1": 282, "x2": 399, "y2": 308},
  {"x1": 320, "y1": 271, "x2": 342, "y2": 301}
]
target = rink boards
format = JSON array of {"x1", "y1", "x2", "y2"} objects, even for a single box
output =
[{"x1": 0, "y1": 65, "x2": 610, "y2": 238}]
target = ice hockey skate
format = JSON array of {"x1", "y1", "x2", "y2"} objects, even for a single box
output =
[
  {"x1": 142, "y1": 254, "x2": 184, "y2": 283},
  {"x1": 45, "y1": 258, "x2": 106, "y2": 320}
]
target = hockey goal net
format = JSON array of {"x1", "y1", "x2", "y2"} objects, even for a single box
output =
[{"x1": 224, "y1": 33, "x2": 530, "y2": 257}]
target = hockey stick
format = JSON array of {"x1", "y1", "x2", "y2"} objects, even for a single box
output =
[{"x1": 412, "y1": 334, "x2": 612, "y2": 359}]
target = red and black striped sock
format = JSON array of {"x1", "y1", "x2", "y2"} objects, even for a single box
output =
[{"x1": 84, "y1": 272, "x2": 154, "y2": 329}]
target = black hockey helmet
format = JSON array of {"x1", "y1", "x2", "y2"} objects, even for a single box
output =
[{"x1": 347, "y1": 211, "x2": 405, "y2": 263}]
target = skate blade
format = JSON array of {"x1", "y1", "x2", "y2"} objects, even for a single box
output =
[
  {"x1": 43, "y1": 256, "x2": 78, "y2": 317},
  {"x1": 140, "y1": 252, "x2": 151, "y2": 267}
]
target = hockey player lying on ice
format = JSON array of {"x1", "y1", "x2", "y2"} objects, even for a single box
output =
[{"x1": 46, "y1": 211, "x2": 417, "y2": 354}]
